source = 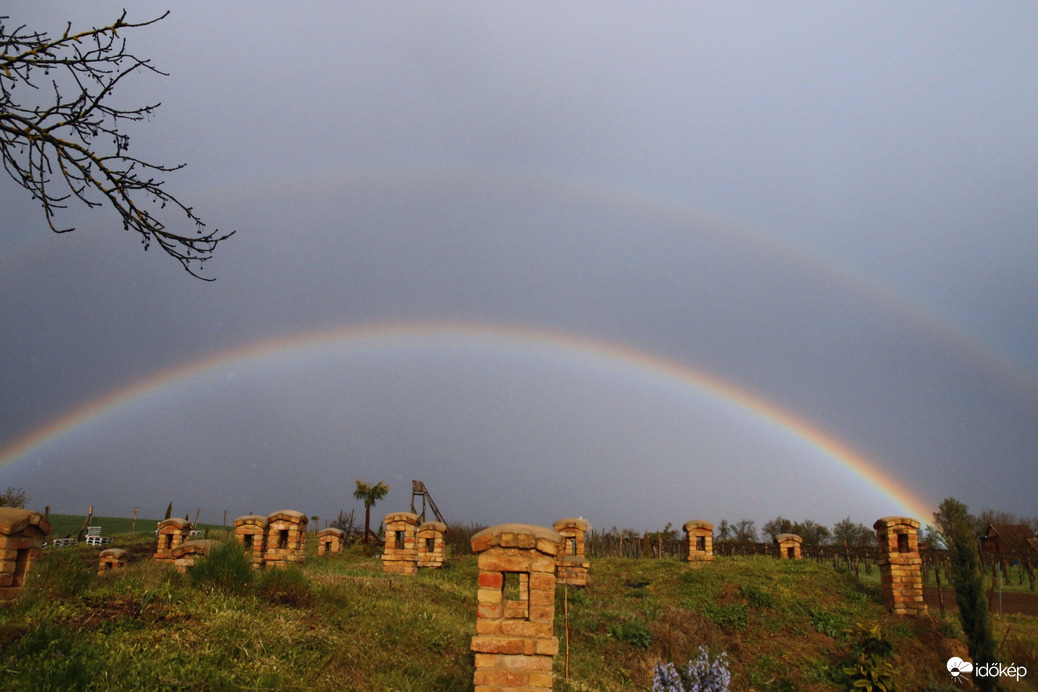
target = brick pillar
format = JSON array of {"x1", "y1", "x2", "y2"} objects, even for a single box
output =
[
  {"x1": 471, "y1": 524, "x2": 561, "y2": 691},
  {"x1": 0, "y1": 508, "x2": 52, "y2": 601},
  {"x1": 171, "y1": 539, "x2": 217, "y2": 574},
  {"x1": 154, "y1": 518, "x2": 191, "y2": 562},
  {"x1": 553, "y1": 518, "x2": 590, "y2": 586},
  {"x1": 776, "y1": 533, "x2": 802, "y2": 559},
  {"x1": 98, "y1": 548, "x2": 129, "y2": 575},
  {"x1": 874, "y1": 516, "x2": 927, "y2": 616},
  {"x1": 683, "y1": 520, "x2": 714, "y2": 565},
  {"x1": 233, "y1": 515, "x2": 268, "y2": 568},
  {"x1": 263, "y1": 510, "x2": 308, "y2": 569},
  {"x1": 416, "y1": 521, "x2": 447, "y2": 569},
  {"x1": 381, "y1": 512, "x2": 420, "y2": 575},
  {"x1": 317, "y1": 527, "x2": 346, "y2": 555}
]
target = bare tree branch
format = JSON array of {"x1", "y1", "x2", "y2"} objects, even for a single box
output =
[{"x1": 1, "y1": 11, "x2": 233, "y2": 279}]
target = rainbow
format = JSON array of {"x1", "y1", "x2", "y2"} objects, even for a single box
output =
[{"x1": 0, "y1": 321, "x2": 936, "y2": 521}]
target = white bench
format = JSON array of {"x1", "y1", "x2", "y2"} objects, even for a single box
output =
[
  {"x1": 49, "y1": 538, "x2": 77, "y2": 548},
  {"x1": 85, "y1": 526, "x2": 113, "y2": 546}
]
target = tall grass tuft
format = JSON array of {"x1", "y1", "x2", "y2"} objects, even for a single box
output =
[
  {"x1": 256, "y1": 565, "x2": 312, "y2": 607},
  {"x1": 26, "y1": 547, "x2": 94, "y2": 599},
  {"x1": 189, "y1": 540, "x2": 254, "y2": 595}
]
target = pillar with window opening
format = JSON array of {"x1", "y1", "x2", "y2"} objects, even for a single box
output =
[
  {"x1": 0, "y1": 507, "x2": 51, "y2": 600},
  {"x1": 233, "y1": 514, "x2": 268, "y2": 568},
  {"x1": 263, "y1": 510, "x2": 307, "y2": 569},
  {"x1": 553, "y1": 517, "x2": 590, "y2": 586},
  {"x1": 873, "y1": 516, "x2": 927, "y2": 616},
  {"x1": 154, "y1": 517, "x2": 191, "y2": 562},
  {"x1": 382, "y1": 511, "x2": 420, "y2": 575},
  {"x1": 470, "y1": 524, "x2": 562, "y2": 691},
  {"x1": 776, "y1": 533, "x2": 803, "y2": 559},
  {"x1": 416, "y1": 520, "x2": 447, "y2": 569},
  {"x1": 317, "y1": 527, "x2": 347, "y2": 555},
  {"x1": 683, "y1": 520, "x2": 714, "y2": 566}
]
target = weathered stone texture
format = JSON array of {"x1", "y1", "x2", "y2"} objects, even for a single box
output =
[
  {"x1": 776, "y1": 533, "x2": 803, "y2": 559},
  {"x1": 874, "y1": 516, "x2": 927, "y2": 616},
  {"x1": 233, "y1": 515, "x2": 269, "y2": 568},
  {"x1": 263, "y1": 510, "x2": 307, "y2": 568},
  {"x1": 683, "y1": 520, "x2": 714, "y2": 565},
  {"x1": 97, "y1": 547, "x2": 129, "y2": 575},
  {"x1": 471, "y1": 524, "x2": 561, "y2": 691},
  {"x1": 0, "y1": 507, "x2": 51, "y2": 600},
  {"x1": 154, "y1": 518, "x2": 191, "y2": 562},
  {"x1": 416, "y1": 521, "x2": 447, "y2": 569},
  {"x1": 317, "y1": 527, "x2": 346, "y2": 556},
  {"x1": 382, "y1": 512, "x2": 420, "y2": 575},
  {"x1": 553, "y1": 517, "x2": 590, "y2": 586}
]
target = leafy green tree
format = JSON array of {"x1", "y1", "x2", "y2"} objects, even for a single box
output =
[
  {"x1": 831, "y1": 517, "x2": 876, "y2": 548},
  {"x1": 933, "y1": 497, "x2": 1002, "y2": 692},
  {"x1": 717, "y1": 519, "x2": 731, "y2": 541},
  {"x1": 791, "y1": 519, "x2": 831, "y2": 546},
  {"x1": 762, "y1": 516, "x2": 792, "y2": 542},
  {"x1": 0, "y1": 11, "x2": 232, "y2": 278},
  {"x1": 353, "y1": 480, "x2": 389, "y2": 545},
  {"x1": 731, "y1": 519, "x2": 757, "y2": 542}
]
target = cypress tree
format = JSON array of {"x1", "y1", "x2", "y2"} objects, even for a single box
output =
[
  {"x1": 934, "y1": 497, "x2": 1002, "y2": 692},
  {"x1": 164, "y1": 502, "x2": 173, "y2": 520}
]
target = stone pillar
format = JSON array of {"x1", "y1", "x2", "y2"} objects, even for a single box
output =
[
  {"x1": 317, "y1": 527, "x2": 346, "y2": 555},
  {"x1": 171, "y1": 539, "x2": 217, "y2": 574},
  {"x1": 553, "y1": 518, "x2": 590, "y2": 586},
  {"x1": 154, "y1": 518, "x2": 192, "y2": 562},
  {"x1": 416, "y1": 521, "x2": 447, "y2": 569},
  {"x1": 683, "y1": 520, "x2": 714, "y2": 566},
  {"x1": 471, "y1": 524, "x2": 561, "y2": 691},
  {"x1": 874, "y1": 516, "x2": 927, "y2": 616},
  {"x1": 381, "y1": 512, "x2": 420, "y2": 575},
  {"x1": 233, "y1": 515, "x2": 268, "y2": 568},
  {"x1": 263, "y1": 510, "x2": 308, "y2": 569},
  {"x1": 776, "y1": 533, "x2": 802, "y2": 559},
  {"x1": 0, "y1": 508, "x2": 52, "y2": 601},
  {"x1": 98, "y1": 548, "x2": 129, "y2": 575}
]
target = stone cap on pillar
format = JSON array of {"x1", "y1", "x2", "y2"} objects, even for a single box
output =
[
  {"x1": 268, "y1": 510, "x2": 308, "y2": 525},
  {"x1": 233, "y1": 514, "x2": 269, "y2": 528},
  {"x1": 775, "y1": 533, "x2": 803, "y2": 544},
  {"x1": 418, "y1": 521, "x2": 447, "y2": 532},
  {"x1": 99, "y1": 547, "x2": 129, "y2": 559},
  {"x1": 683, "y1": 520, "x2": 713, "y2": 533},
  {"x1": 318, "y1": 527, "x2": 346, "y2": 539},
  {"x1": 0, "y1": 507, "x2": 52, "y2": 536},
  {"x1": 384, "y1": 512, "x2": 420, "y2": 526},
  {"x1": 553, "y1": 518, "x2": 589, "y2": 533},
  {"x1": 873, "y1": 516, "x2": 920, "y2": 531},
  {"x1": 471, "y1": 523, "x2": 563, "y2": 556},
  {"x1": 157, "y1": 517, "x2": 191, "y2": 531}
]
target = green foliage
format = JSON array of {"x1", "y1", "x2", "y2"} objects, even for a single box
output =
[
  {"x1": 608, "y1": 620, "x2": 653, "y2": 649},
  {"x1": 933, "y1": 497, "x2": 1001, "y2": 691},
  {"x1": 255, "y1": 565, "x2": 312, "y2": 607},
  {"x1": 189, "y1": 540, "x2": 254, "y2": 595},
  {"x1": 739, "y1": 583, "x2": 774, "y2": 609},
  {"x1": 809, "y1": 606, "x2": 849, "y2": 638},
  {"x1": 839, "y1": 624, "x2": 897, "y2": 692},
  {"x1": 704, "y1": 603, "x2": 748, "y2": 630},
  {"x1": 164, "y1": 502, "x2": 172, "y2": 520}
]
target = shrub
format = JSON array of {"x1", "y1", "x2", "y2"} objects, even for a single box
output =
[
  {"x1": 653, "y1": 646, "x2": 731, "y2": 692},
  {"x1": 256, "y1": 565, "x2": 312, "y2": 607},
  {"x1": 740, "y1": 584, "x2": 774, "y2": 609},
  {"x1": 608, "y1": 621, "x2": 653, "y2": 650},
  {"x1": 189, "y1": 540, "x2": 254, "y2": 595}
]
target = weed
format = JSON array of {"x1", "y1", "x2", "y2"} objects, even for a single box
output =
[
  {"x1": 609, "y1": 620, "x2": 654, "y2": 650},
  {"x1": 739, "y1": 583, "x2": 774, "y2": 609},
  {"x1": 255, "y1": 564, "x2": 313, "y2": 607},
  {"x1": 809, "y1": 606, "x2": 849, "y2": 638},
  {"x1": 189, "y1": 540, "x2": 254, "y2": 595},
  {"x1": 704, "y1": 603, "x2": 748, "y2": 631}
]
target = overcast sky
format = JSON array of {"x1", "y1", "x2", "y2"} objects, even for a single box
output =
[{"x1": 2, "y1": 3, "x2": 1036, "y2": 533}]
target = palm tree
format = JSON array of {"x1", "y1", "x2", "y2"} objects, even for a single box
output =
[{"x1": 353, "y1": 480, "x2": 389, "y2": 544}]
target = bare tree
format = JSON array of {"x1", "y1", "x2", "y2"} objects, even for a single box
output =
[
  {"x1": 0, "y1": 486, "x2": 29, "y2": 508},
  {"x1": 1, "y1": 11, "x2": 232, "y2": 279}
]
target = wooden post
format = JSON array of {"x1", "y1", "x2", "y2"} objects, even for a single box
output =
[
  {"x1": 193, "y1": 508, "x2": 201, "y2": 529},
  {"x1": 131, "y1": 507, "x2": 138, "y2": 539},
  {"x1": 564, "y1": 584, "x2": 570, "y2": 681}
]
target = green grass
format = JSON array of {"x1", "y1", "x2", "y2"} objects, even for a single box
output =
[{"x1": 2, "y1": 537, "x2": 1035, "y2": 691}]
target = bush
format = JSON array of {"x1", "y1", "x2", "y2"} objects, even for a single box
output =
[
  {"x1": 255, "y1": 565, "x2": 312, "y2": 607},
  {"x1": 608, "y1": 620, "x2": 653, "y2": 650},
  {"x1": 653, "y1": 646, "x2": 731, "y2": 692},
  {"x1": 189, "y1": 540, "x2": 254, "y2": 595}
]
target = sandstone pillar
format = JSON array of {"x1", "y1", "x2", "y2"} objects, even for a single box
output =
[
  {"x1": 416, "y1": 521, "x2": 447, "y2": 569},
  {"x1": 553, "y1": 517, "x2": 590, "y2": 586},
  {"x1": 0, "y1": 508, "x2": 51, "y2": 600},
  {"x1": 776, "y1": 533, "x2": 802, "y2": 559},
  {"x1": 382, "y1": 512, "x2": 420, "y2": 575},
  {"x1": 874, "y1": 516, "x2": 927, "y2": 616}
]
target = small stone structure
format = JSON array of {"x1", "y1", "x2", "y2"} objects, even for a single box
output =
[
  {"x1": 874, "y1": 516, "x2": 927, "y2": 616},
  {"x1": 553, "y1": 517, "x2": 590, "y2": 586},
  {"x1": 776, "y1": 533, "x2": 803, "y2": 559},
  {"x1": 382, "y1": 512, "x2": 420, "y2": 575},
  {"x1": 233, "y1": 515, "x2": 269, "y2": 568},
  {"x1": 154, "y1": 518, "x2": 192, "y2": 562},
  {"x1": 683, "y1": 520, "x2": 715, "y2": 566},
  {"x1": 470, "y1": 524, "x2": 561, "y2": 691},
  {"x1": 171, "y1": 539, "x2": 218, "y2": 574},
  {"x1": 416, "y1": 521, "x2": 447, "y2": 569},
  {"x1": 0, "y1": 507, "x2": 51, "y2": 601},
  {"x1": 317, "y1": 527, "x2": 347, "y2": 556},
  {"x1": 97, "y1": 548, "x2": 129, "y2": 575},
  {"x1": 263, "y1": 510, "x2": 308, "y2": 568}
]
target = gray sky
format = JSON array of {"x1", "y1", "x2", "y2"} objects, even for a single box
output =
[{"x1": 2, "y1": 3, "x2": 1036, "y2": 533}]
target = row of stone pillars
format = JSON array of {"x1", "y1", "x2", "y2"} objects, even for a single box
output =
[{"x1": 381, "y1": 512, "x2": 447, "y2": 574}]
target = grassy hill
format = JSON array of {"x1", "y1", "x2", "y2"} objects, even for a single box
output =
[{"x1": 1, "y1": 529, "x2": 1034, "y2": 691}]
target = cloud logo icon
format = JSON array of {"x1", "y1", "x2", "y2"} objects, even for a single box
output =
[{"x1": 947, "y1": 657, "x2": 974, "y2": 680}]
